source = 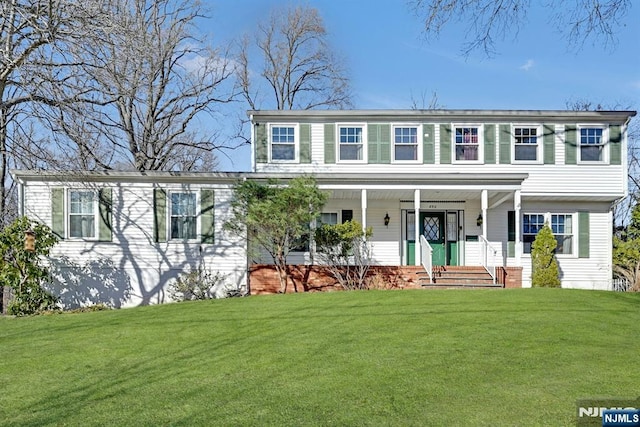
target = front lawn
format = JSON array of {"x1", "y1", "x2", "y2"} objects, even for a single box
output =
[{"x1": 0, "y1": 288, "x2": 638, "y2": 426}]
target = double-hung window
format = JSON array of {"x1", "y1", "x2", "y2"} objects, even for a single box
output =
[
  {"x1": 454, "y1": 126, "x2": 480, "y2": 161},
  {"x1": 270, "y1": 125, "x2": 296, "y2": 161},
  {"x1": 579, "y1": 127, "x2": 605, "y2": 162},
  {"x1": 514, "y1": 126, "x2": 539, "y2": 161},
  {"x1": 170, "y1": 192, "x2": 197, "y2": 240},
  {"x1": 338, "y1": 126, "x2": 363, "y2": 161},
  {"x1": 551, "y1": 214, "x2": 573, "y2": 254},
  {"x1": 69, "y1": 190, "x2": 97, "y2": 238},
  {"x1": 394, "y1": 126, "x2": 418, "y2": 161},
  {"x1": 522, "y1": 213, "x2": 545, "y2": 254}
]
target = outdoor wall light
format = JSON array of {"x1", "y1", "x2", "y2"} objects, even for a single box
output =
[
  {"x1": 384, "y1": 213, "x2": 390, "y2": 227},
  {"x1": 476, "y1": 213, "x2": 483, "y2": 227}
]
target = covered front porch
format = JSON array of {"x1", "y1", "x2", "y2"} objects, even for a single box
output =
[{"x1": 314, "y1": 172, "x2": 528, "y2": 286}]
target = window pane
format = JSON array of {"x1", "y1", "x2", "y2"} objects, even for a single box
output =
[
  {"x1": 340, "y1": 127, "x2": 362, "y2": 143},
  {"x1": 171, "y1": 193, "x2": 197, "y2": 239},
  {"x1": 455, "y1": 127, "x2": 479, "y2": 160},
  {"x1": 456, "y1": 145, "x2": 478, "y2": 161},
  {"x1": 515, "y1": 145, "x2": 537, "y2": 161},
  {"x1": 69, "y1": 215, "x2": 95, "y2": 238},
  {"x1": 340, "y1": 144, "x2": 362, "y2": 160},
  {"x1": 320, "y1": 212, "x2": 338, "y2": 225},
  {"x1": 70, "y1": 191, "x2": 94, "y2": 214},
  {"x1": 272, "y1": 144, "x2": 295, "y2": 160},
  {"x1": 581, "y1": 146, "x2": 602, "y2": 161},
  {"x1": 395, "y1": 145, "x2": 417, "y2": 161}
]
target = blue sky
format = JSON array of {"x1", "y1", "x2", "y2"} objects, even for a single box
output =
[{"x1": 206, "y1": 0, "x2": 639, "y2": 170}]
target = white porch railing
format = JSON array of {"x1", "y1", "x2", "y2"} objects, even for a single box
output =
[
  {"x1": 419, "y1": 235, "x2": 433, "y2": 284},
  {"x1": 478, "y1": 235, "x2": 501, "y2": 284}
]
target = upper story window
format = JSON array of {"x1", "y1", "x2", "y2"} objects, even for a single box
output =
[
  {"x1": 170, "y1": 192, "x2": 197, "y2": 240},
  {"x1": 394, "y1": 126, "x2": 418, "y2": 161},
  {"x1": 270, "y1": 125, "x2": 296, "y2": 161},
  {"x1": 514, "y1": 126, "x2": 540, "y2": 162},
  {"x1": 579, "y1": 127, "x2": 605, "y2": 162},
  {"x1": 339, "y1": 126, "x2": 363, "y2": 161},
  {"x1": 454, "y1": 126, "x2": 480, "y2": 161},
  {"x1": 69, "y1": 190, "x2": 97, "y2": 238}
]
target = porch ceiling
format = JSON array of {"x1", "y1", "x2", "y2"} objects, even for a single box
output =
[{"x1": 328, "y1": 188, "x2": 486, "y2": 201}]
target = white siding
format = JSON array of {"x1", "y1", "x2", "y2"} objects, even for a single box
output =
[{"x1": 24, "y1": 180, "x2": 247, "y2": 308}]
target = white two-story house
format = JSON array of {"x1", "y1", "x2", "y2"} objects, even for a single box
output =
[{"x1": 13, "y1": 109, "x2": 636, "y2": 307}]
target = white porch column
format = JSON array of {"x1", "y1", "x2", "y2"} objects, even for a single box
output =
[
  {"x1": 361, "y1": 189, "x2": 367, "y2": 231},
  {"x1": 481, "y1": 189, "x2": 488, "y2": 238},
  {"x1": 514, "y1": 190, "x2": 522, "y2": 265},
  {"x1": 414, "y1": 189, "x2": 421, "y2": 266}
]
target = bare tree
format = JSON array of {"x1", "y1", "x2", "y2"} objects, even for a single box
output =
[
  {"x1": 47, "y1": 0, "x2": 235, "y2": 172},
  {"x1": 0, "y1": 0, "x2": 98, "y2": 227},
  {"x1": 410, "y1": 90, "x2": 443, "y2": 110},
  {"x1": 238, "y1": 5, "x2": 352, "y2": 111},
  {"x1": 409, "y1": 0, "x2": 632, "y2": 56}
]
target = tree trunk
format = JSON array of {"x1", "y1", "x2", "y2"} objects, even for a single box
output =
[{"x1": 275, "y1": 254, "x2": 288, "y2": 293}]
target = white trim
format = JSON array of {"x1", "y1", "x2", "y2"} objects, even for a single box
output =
[
  {"x1": 268, "y1": 123, "x2": 299, "y2": 163},
  {"x1": 67, "y1": 188, "x2": 99, "y2": 241},
  {"x1": 336, "y1": 123, "x2": 367, "y2": 163},
  {"x1": 521, "y1": 211, "x2": 577, "y2": 258},
  {"x1": 577, "y1": 123, "x2": 609, "y2": 164},
  {"x1": 512, "y1": 123, "x2": 543, "y2": 164},
  {"x1": 391, "y1": 123, "x2": 422, "y2": 164},
  {"x1": 167, "y1": 190, "x2": 200, "y2": 242},
  {"x1": 452, "y1": 123, "x2": 484, "y2": 164}
]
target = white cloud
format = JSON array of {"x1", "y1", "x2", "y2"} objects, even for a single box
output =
[{"x1": 519, "y1": 59, "x2": 535, "y2": 71}]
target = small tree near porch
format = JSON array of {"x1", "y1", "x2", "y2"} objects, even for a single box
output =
[
  {"x1": 315, "y1": 220, "x2": 373, "y2": 290},
  {"x1": 226, "y1": 176, "x2": 327, "y2": 293},
  {"x1": 531, "y1": 222, "x2": 561, "y2": 288}
]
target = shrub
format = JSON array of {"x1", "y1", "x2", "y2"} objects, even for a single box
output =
[
  {"x1": 0, "y1": 217, "x2": 59, "y2": 315},
  {"x1": 531, "y1": 223, "x2": 561, "y2": 288},
  {"x1": 169, "y1": 268, "x2": 229, "y2": 301},
  {"x1": 315, "y1": 220, "x2": 373, "y2": 290}
]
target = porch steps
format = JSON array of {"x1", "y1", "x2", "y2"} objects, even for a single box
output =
[{"x1": 418, "y1": 266, "x2": 503, "y2": 288}]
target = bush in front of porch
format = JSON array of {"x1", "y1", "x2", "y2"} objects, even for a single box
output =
[{"x1": 531, "y1": 222, "x2": 561, "y2": 288}]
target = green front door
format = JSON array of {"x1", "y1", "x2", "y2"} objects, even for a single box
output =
[{"x1": 421, "y1": 212, "x2": 446, "y2": 266}]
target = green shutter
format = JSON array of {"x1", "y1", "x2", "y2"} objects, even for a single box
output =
[
  {"x1": 255, "y1": 124, "x2": 268, "y2": 163},
  {"x1": 578, "y1": 212, "x2": 589, "y2": 258},
  {"x1": 367, "y1": 123, "x2": 380, "y2": 163},
  {"x1": 379, "y1": 124, "x2": 391, "y2": 163},
  {"x1": 609, "y1": 124, "x2": 622, "y2": 165},
  {"x1": 51, "y1": 188, "x2": 65, "y2": 239},
  {"x1": 543, "y1": 124, "x2": 555, "y2": 165},
  {"x1": 98, "y1": 188, "x2": 112, "y2": 242},
  {"x1": 367, "y1": 123, "x2": 390, "y2": 164},
  {"x1": 499, "y1": 124, "x2": 511, "y2": 164},
  {"x1": 440, "y1": 124, "x2": 451, "y2": 164},
  {"x1": 300, "y1": 124, "x2": 311, "y2": 163},
  {"x1": 565, "y1": 125, "x2": 577, "y2": 165},
  {"x1": 507, "y1": 210, "x2": 515, "y2": 258},
  {"x1": 484, "y1": 124, "x2": 496, "y2": 164},
  {"x1": 423, "y1": 124, "x2": 435, "y2": 164},
  {"x1": 154, "y1": 188, "x2": 167, "y2": 243},
  {"x1": 324, "y1": 123, "x2": 335, "y2": 164},
  {"x1": 200, "y1": 189, "x2": 215, "y2": 244}
]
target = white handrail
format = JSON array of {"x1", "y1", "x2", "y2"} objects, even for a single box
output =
[
  {"x1": 419, "y1": 235, "x2": 433, "y2": 284},
  {"x1": 478, "y1": 235, "x2": 501, "y2": 284}
]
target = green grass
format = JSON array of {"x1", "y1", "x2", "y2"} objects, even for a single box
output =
[{"x1": 1, "y1": 289, "x2": 639, "y2": 426}]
